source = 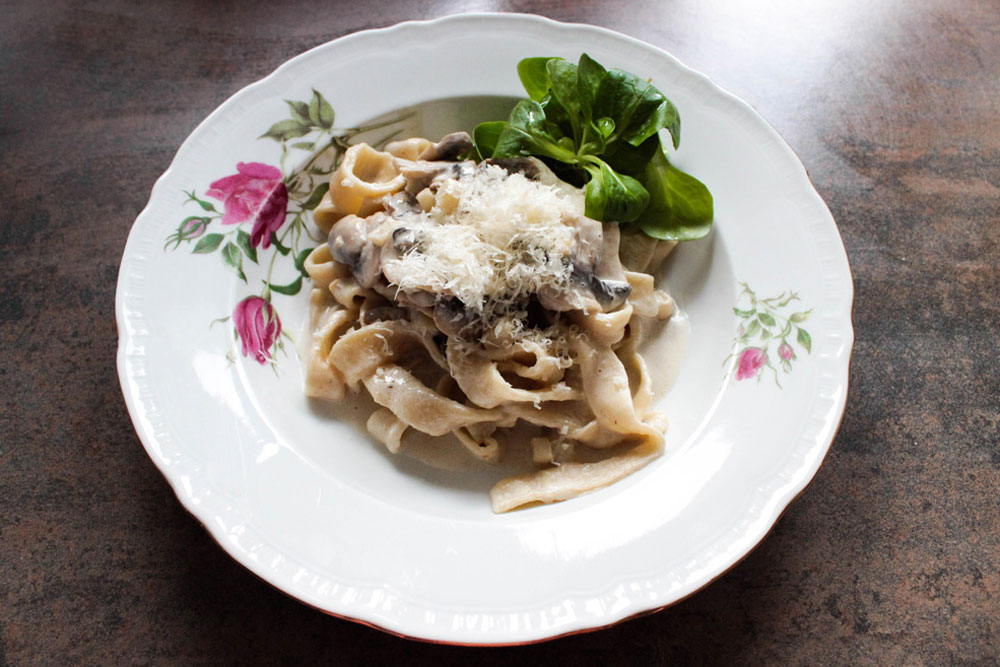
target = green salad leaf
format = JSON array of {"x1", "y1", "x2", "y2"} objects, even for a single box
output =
[
  {"x1": 583, "y1": 160, "x2": 649, "y2": 222},
  {"x1": 637, "y1": 139, "x2": 714, "y2": 241},
  {"x1": 474, "y1": 53, "x2": 713, "y2": 240}
]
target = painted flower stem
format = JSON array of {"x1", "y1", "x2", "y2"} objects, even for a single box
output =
[{"x1": 265, "y1": 218, "x2": 300, "y2": 294}]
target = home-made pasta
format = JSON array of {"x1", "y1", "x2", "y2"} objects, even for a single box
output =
[{"x1": 303, "y1": 131, "x2": 678, "y2": 512}]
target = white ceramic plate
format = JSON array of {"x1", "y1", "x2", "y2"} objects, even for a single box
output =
[{"x1": 117, "y1": 13, "x2": 853, "y2": 645}]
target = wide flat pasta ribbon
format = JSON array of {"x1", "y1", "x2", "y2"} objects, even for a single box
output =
[{"x1": 447, "y1": 342, "x2": 579, "y2": 409}]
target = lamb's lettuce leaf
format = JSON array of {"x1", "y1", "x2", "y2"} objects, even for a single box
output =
[
  {"x1": 584, "y1": 160, "x2": 650, "y2": 223},
  {"x1": 637, "y1": 138, "x2": 714, "y2": 241},
  {"x1": 474, "y1": 53, "x2": 713, "y2": 240}
]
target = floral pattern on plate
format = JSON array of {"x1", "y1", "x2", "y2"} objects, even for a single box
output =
[
  {"x1": 726, "y1": 282, "x2": 812, "y2": 386},
  {"x1": 163, "y1": 90, "x2": 406, "y2": 367}
]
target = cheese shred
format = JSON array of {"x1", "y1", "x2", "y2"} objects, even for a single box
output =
[{"x1": 384, "y1": 165, "x2": 583, "y2": 317}]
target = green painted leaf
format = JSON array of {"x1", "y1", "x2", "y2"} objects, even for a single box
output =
[
  {"x1": 291, "y1": 141, "x2": 316, "y2": 150},
  {"x1": 309, "y1": 89, "x2": 335, "y2": 128},
  {"x1": 797, "y1": 327, "x2": 812, "y2": 353},
  {"x1": 790, "y1": 309, "x2": 812, "y2": 323},
  {"x1": 778, "y1": 292, "x2": 799, "y2": 307},
  {"x1": 285, "y1": 100, "x2": 311, "y2": 125},
  {"x1": 268, "y1": 275, "x2": 302, "y2": 295},
  {"x1": 260, "y1": 119, "x2": 311, "y2": 141},
  {"x1": 294, "y1": 247, "x2": 315, "y2": 275},
  {"x1": 270, "y1": 233, "x2": 291, "y2": 255},
  {"x1": 779, "y1": 321, "x2": 792, "y2": 338},
  {"x1": 192, "y1": 233, "x2": 223, "y2": 254},
  {"x1": 221, "y1": 242, "x2": 246, "y2": 282},
  {"x1": 744, "y1": 319, "x2": 761, "y2": 339},
  {"x1": 758, "y1": 312, "x2": 776, "y2": 327},
  {"x1": 301, "y1": 182, "x2": 330, "y2": 210},
  {"x1": 186, "y1": 190, "x2": 217, "y2": 212},
  {"x1": 236, "y1": 229, "x2": 258, "y2": 264},
  {"x1": 733, "y1": 307, "x2": 756, "y2": 318}
]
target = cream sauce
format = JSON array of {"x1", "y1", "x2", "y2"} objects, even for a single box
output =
[{"x1": 637, "y1": 306, "x2": 691, "y2": 403}]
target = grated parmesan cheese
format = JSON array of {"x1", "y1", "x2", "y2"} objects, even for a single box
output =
[{"x1": 382, "y1": 165, "x2": 585, "y2": 319}]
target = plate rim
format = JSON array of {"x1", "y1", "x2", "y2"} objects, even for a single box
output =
[{"x1": 116, "y1": 11, "x2": 854, "y2": 645}]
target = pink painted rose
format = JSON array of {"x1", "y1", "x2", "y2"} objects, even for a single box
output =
[
  {"x1": 778, "y1": 341, "x2": 795, "y2": 361},
  {"x1": 232, "y1": 296, "x2": 282, "y2": 364},
  {"x1": 735, "y1": 347, "x2": 768, "y2": 381},
  {"x1": 207, "y1": 162, "x2": 288, "y2": 249}
]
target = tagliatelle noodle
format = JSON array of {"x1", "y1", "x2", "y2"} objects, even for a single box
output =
[{"x1": 302, "y1": 135, "x2": 679, "y2": 511}]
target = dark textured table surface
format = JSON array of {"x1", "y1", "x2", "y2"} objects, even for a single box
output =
[{"x1": 2, "y1": 1, "x2": 997, "y2": 664}]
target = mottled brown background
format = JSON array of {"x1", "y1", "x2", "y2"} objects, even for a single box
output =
[{"x1": 1, "y1": 0, "x2": 997, "y2": 664}]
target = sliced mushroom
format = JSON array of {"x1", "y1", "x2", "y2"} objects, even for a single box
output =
[
  {"x1": 396, "y1": 290, "x2": 437, "y2": 310},
  {"x1": 418, "y1": 131, "x2": 474, "y2": 162},
  {"x1": 360, "y1": 305, "x2": 409, "y2": 325},
  {"x1": 328, "y1": 213, "x2": 385, "y2": 289},
  {"x1": 585, "y1": 273, "x2": 632, "y2": 310},
  {"x1": 378, "y1": 224, "x2": 425, "y2": 273},
  {"x1": 392, "y1": 226, "x2": 422, "y2": 252},
  {"x1": 587, "y1": 223, "x2": 631, "y2": 310},
  {"x1": 432, "y1": 297, "x2": 479, "y2": 338},
  {"x1": 396, "y1": 159, "x2": 476, "y2": 196},
  {"x1": 537, "y1": 281, "x2": 601, "y2": 313},
  {"x1": 536, "y1": 219, "x2": 633, "y2": 312}
]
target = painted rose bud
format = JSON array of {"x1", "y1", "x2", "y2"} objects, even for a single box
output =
[
  {"x1": 778, "y1": 341, "x2": 795, "y2": 361},
  {"x1": 207, "y1": 162, "x2": 289, "y2": 249},
  {"x1": 179, "y1": 217, "x2": 208, "y2": 240},
  {"x1": 735, "y1": 347, "x2": 767, "y2": 381},
  {"x1": 232, "y1": 296, "x2": 282, "y2": 364}
]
